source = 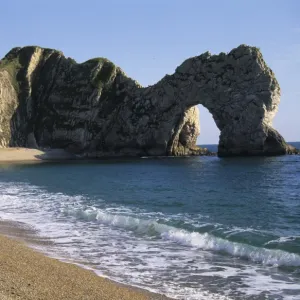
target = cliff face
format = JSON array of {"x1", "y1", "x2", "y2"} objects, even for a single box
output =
[{"x1": 0, "y1": 45, "x2": 290, "y2": 157}]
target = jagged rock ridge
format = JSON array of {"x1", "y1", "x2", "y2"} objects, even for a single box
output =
[{"x1": 0, "y1": 45, "x2": 294, "y2": 157}]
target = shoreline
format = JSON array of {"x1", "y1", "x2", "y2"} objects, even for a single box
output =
[
  {"x1": 0, "y1": 219, "x2": 171, "y2": 300},
  {"x1": 0, "y1": 147, "x2": 217, "y2": 164},
  {"x1": 1, "y1": 147, "x2": 299, "y2": 164}
]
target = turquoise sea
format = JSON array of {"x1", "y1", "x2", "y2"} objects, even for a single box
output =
[{"x1": 0, "y1": 142, "x2": 299, "y2": 300}]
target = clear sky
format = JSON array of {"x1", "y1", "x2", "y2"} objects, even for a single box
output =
[{"x1": 1, "y1": 0, "x2": 299, "y2": 144}]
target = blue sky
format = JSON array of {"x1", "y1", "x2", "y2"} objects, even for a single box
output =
[{"x1": 1, "y1": 0, "x2": 299, "y2": 143}]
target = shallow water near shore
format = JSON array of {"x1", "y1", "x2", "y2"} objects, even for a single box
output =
[{"x1": 0, "y1": 143, "x2": 300, "y2": 300}]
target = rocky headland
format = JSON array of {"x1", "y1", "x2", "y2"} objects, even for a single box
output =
[{"x1": 0, "y1": 45, "x2": 298, "y2": 158}]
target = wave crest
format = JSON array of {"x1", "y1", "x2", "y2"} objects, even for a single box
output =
[{"x1": 63, "y1": 206, "x2": 300, "y2": 267}]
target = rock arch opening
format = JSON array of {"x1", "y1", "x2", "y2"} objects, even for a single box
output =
[
  {"x1": 160, "y1": 45, "x2": 287, "y2": 156},
  {"x1": 196, "y1": 105, "x2": 220, "y2": 149}
]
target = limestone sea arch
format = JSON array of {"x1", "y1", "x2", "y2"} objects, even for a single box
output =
[{"x1": 0, "y1": 45, "x2": 292, "y2": 157}]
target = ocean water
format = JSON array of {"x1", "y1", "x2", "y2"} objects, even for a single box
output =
[{"x1": 0, "y1": 142, "x2": 300, "y2": 300}]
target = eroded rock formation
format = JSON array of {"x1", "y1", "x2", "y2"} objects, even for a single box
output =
[{"x1": 0, "y1": 45, "x2": 292, "y2": 157}]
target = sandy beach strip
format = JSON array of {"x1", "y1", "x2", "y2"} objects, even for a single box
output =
[
  {"x1": 0, "y1": 224, "x2": 169, "y2": 300},
  {"x1": 0, "y1": 148, "x2": 77, "y2": 162}
]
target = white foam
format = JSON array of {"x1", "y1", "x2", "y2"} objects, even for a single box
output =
[
  {"x1": 265, "y1": 236, "x2": 300, "y2": 245},
  {"x1": 162, "y1": 230, "x2": 300, "y2": 267}
]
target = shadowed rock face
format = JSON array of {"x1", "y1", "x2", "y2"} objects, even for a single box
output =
[{"x1": 0, "y1": 45, "x2": 290, "y2": 157}]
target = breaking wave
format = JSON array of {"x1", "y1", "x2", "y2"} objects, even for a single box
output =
[{"x1": 63, "y1": 206, "x2": 300, "y2": 267}]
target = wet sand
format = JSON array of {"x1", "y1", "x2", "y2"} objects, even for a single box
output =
[{"x1": 0, "y1": 220, "x2": 170, "y2": 300}]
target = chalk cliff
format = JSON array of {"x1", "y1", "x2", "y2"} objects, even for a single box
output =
[{"x1": 0, "y1": 45, "x2": 293, "y2": 157}]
